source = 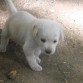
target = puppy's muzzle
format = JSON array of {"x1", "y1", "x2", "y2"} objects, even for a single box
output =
[{"x1": 45, "y1": 49, "x2": 51, "y2": 54}]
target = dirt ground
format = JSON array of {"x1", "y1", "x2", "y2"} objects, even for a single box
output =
[{"x1": 0, "y1": 0, "x2": 83, "y2": 83}]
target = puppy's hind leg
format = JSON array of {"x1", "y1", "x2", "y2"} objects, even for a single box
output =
[{"x1": 0, "y1": 25, "x2": 9, "y2": 52}]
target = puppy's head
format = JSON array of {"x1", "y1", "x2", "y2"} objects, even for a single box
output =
[{"x1": 32, "y1": 19, "x2": 64, "y2": 55}]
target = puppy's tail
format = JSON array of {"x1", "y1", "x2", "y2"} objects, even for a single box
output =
[{"x1": 5, "y1": 0, "x2": 17, "y2": 15}]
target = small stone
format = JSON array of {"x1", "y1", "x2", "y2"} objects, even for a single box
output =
[
  {"x1": 63, "y1": 72, "x2": 70, "y2": 74},
  {"x1": 0, "y1": 80, "x2": 4, "y2": 83},
  {"x1": 8, "y1": 70, "x2": 17, "y2": 80},
  {"x1": 63, "y1": 62, "x2": 67, "y2": 64},
  {"x1": 64, "y1": 79, "x2": 68, "y2": 83}
]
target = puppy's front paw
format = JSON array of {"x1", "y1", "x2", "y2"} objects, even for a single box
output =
[
  {"x1": 31, "y1": 65, "x2": 42, "y2": 71},
  {"x1": 0, "y1": 45, "x2": 6, "y2": 52}
]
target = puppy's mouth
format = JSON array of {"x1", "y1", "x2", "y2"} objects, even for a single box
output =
[
  {"x1": 41, "y1": 48, "x2": 54, "y2": 55},
  {"x1": 44, "y1": 50, "x2": 53, "y2": 55},
  {"x1": 45, "y1": 50, "x2": 51, "y2": 54}
]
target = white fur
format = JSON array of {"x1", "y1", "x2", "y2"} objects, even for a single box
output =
[{"x1": 0, "y1": 0, "x2": 64, "y2": 71}]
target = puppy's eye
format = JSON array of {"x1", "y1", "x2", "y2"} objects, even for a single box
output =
[
  {"x1": 53, "y1": 40, "x2": 57, "y2": 43},
  {"x1": 41, "y1": 38, "x2": 46, "y2": 43}
]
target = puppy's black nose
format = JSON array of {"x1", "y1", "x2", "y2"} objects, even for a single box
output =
[{"x1": 45, "y1": 49, "x2": 51, "y2": 54}]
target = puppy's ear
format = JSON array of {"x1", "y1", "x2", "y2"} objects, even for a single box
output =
[
  {"x1": 32, "y1": 25, "x2": 38, "y2": 38},
  {"x1": 59, "y1": 26, "x2": 64, "y2": 41}
]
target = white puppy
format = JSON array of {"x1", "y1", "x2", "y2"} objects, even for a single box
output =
[{"x1": 0, "y1": 0, "x2": 64, "y2": 71}]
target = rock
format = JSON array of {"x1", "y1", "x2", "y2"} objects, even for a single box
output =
[
  {"x1": 0, "y1": 80, "x2": 4, "y2": 83},
  {"x1": 8, "y1": 70, "x2": 17, "y2": 80}
]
